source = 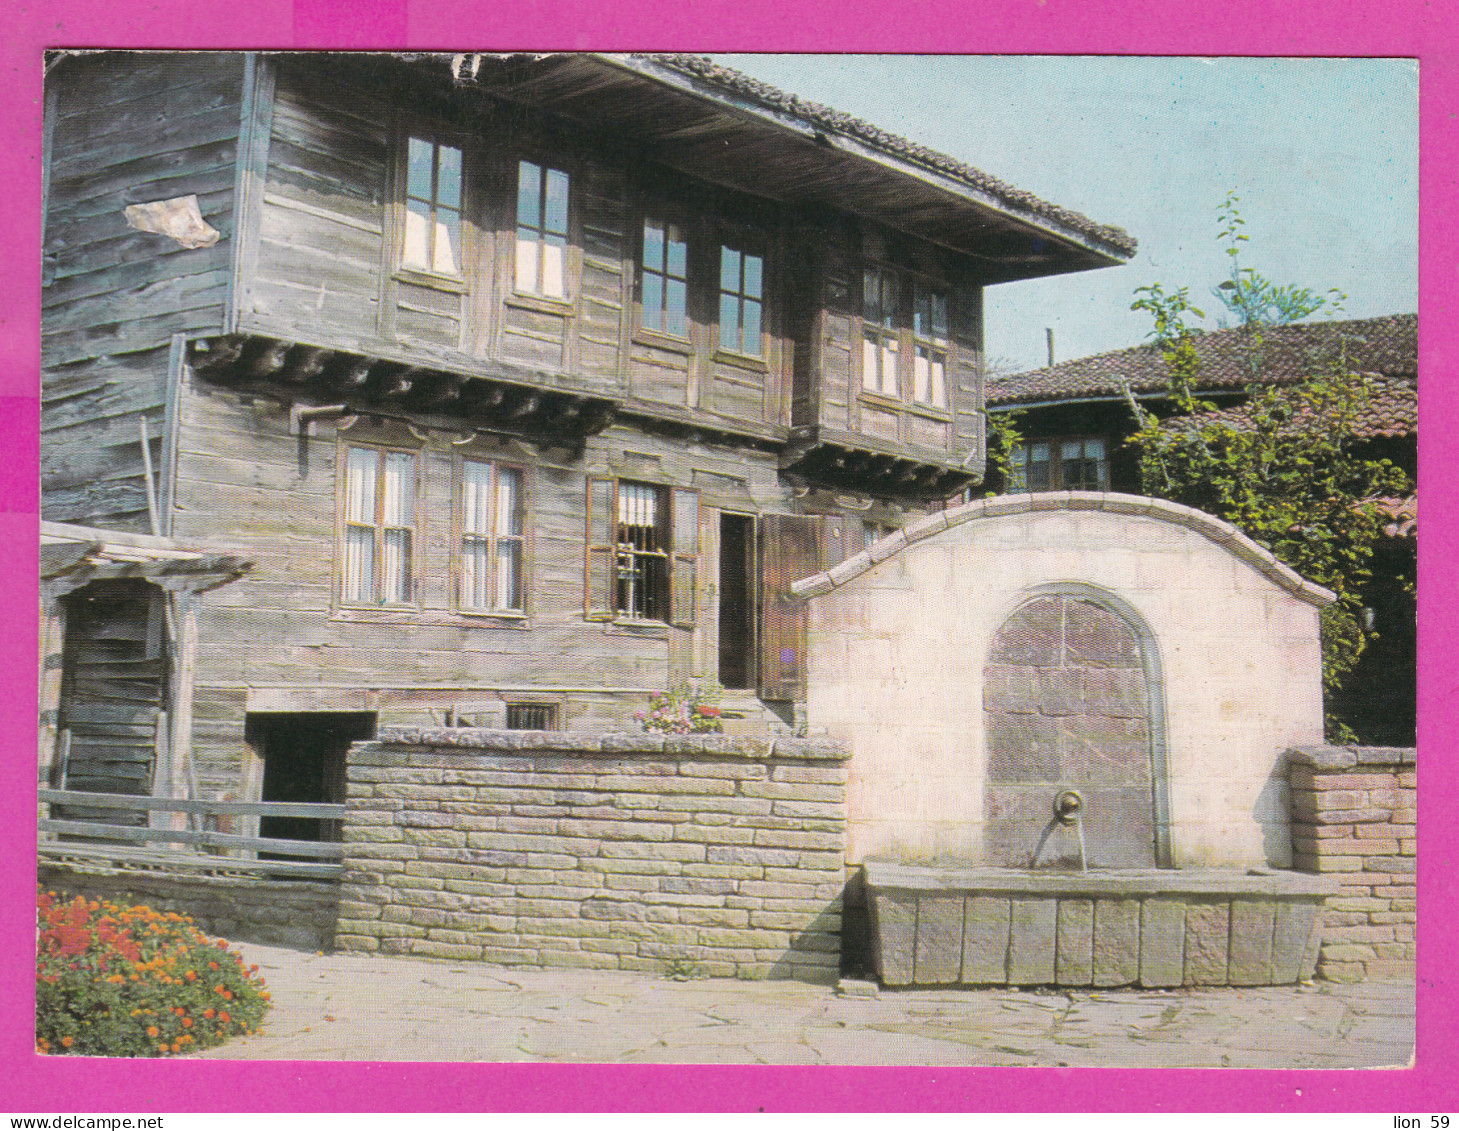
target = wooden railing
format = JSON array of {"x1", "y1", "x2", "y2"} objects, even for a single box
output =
[{"x1": 37, "y1": 789, "x2": 347, "y2": 881}]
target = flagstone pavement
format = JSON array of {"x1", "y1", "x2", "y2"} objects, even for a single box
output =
[{"x1": 191, "y1": 942, "x2": 1415, "y2": 1068}]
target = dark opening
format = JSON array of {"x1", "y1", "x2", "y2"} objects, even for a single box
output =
[
  {"x1": 55, "y1": 579, "x2": 168, "y2": 826},
  {"x1": 718, "y1": 512, "x2": 756, "y2": 690},
  {"x1": 246, "y1": 712, "x2": 376, "y2": 845}
]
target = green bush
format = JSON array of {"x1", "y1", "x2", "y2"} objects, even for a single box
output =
[{"x1": 36, "y1": 890, "x2": 271, "y2": 1057}]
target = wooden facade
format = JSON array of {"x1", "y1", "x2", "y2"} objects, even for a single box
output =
[{"x1": 41, "y1": 51, "x2": 1133, "y2": 807}]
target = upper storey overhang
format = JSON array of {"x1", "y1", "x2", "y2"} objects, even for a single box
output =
[{"x1": 310, "y1": 51, "x2": 1136, "y2": 284}]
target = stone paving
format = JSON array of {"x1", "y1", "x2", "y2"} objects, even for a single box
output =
[{"x1": 195, "y1": 943, "x2": 1415, "y2": 1067}]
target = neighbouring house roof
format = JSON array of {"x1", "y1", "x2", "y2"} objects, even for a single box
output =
[
  {"x1": 987, "y1": 314, "x2": 1417, "y2": 408},
  {"x1": 1363, "y1": 495, "x2": 1417, "y2": 539},
  {"x1": 791, "y1": 492, "x2": 1336, "y2": 609},
  {"x1": 1186, "y1": 373, "x2": 1415, "y2": 440},
  {"x1": 635, "y1": 55, "x2": 1138, "y2": 260}
]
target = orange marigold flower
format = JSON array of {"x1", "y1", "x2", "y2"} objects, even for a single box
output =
[
  {"x1": 181, "y1": 1018, "x2": 193, "y2": 1028},
  {"x1": 209, "y1": 961, "x2": 219, "y2": 970},
  {"x1": 146, "y1": 1026, "x2": 159, "y2": 1038},
  {"x1": 186, "y1": 971, "x2": 197, "y2": 981},
  {"x1": 171, "y1": 1042, "x2": 181, "y2": 1053},
  {"x1": 61, "y1": 1036, "x2": 74, "y2": 1048},
  {"x1": 218, "y1": 1011, "x2": 231, "y2": 1025},
  {"x1": 203, "y1": 1008, "x2": 215, "y2": 1019}
]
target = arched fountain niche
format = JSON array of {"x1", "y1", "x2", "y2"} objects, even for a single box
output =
[{"x1": 983, "y1": 583, "x2": 1171, "y2": 871}]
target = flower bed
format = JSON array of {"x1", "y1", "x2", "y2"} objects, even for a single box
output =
[{"x1": 35, "y1": 890, "x2": 271, "y2": 1057}]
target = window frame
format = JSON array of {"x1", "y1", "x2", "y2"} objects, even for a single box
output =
[
  {"x1": 856, "y1": 264, "x2": 956, "y2": 416},
  {"x1": 585, "y1": 476, "x2": 699, "y2": 629},
  {"x1": 713, "y1": 238, "x2": 768, "y2": 365},
  {"x1": 337, "y1": 441, "x2": 422, "y2": 611},
  {"x1": 1009, "y1": 435, "x2": 1111, "y2": 493},
  {"x1": 512, "y1": 158, "x2": 573, "y2": 303},
  {"x1": 911, "y1": 281, "x2": 951, "y2": 410},
  {"x1": 392, "y1": 128, "x2": 470, "y2": 289},
  {"x1": 452, "y1": 455, "x2": 531, "y2": 619},
  {"x1": 636, "y1": 214, "x2": 694, "y2": 346}
]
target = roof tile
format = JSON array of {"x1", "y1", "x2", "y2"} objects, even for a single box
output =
[{"x1": 988, "y1": 314, "x2": 1416, "y2": 407}]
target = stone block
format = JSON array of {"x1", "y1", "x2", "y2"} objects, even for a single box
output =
[
  {"x1": 1228, "y1": 900, "x2": 1277, "y2": 985},
  {"x1": 1184, "y1": 901, "x2": 1230, "y2": 985},
  {"x1": 1092, "y1": 898, "x2": 1141, "y2": 987},
  {"x1": 1007, "y1": 898, "x2": 1057, "y2": 985},
  {"x1": 870, "y1": 891, "x2": 917, "y2": 986},
  {"x1": 1362, "y1": 857, "x2": 1416, "y2": 874},
  {"x1": 912, "y1": 895, "x2": 965, "y2": 985},
  {"x1": 1139, "y1": 899, "x2": 1186, "y2": 988},
  {"x1": 961, "y1": 896, "x2": 1011, "y2": 984},
  {"x1": 1270, "y1": 900, "x2": 1319, "y2": 983},
  {"x1": 1036, "y1": 669, "x2": 1086, "y2": 716},
  {"x1": 1055, "y1": 898, "x2": 1094, "y2": 986},
  {"x1": 983, "y1": 665, "x2": 1038, "y2": 714},
  {"x1": 1321, "y1": 943, "x2": 1377, "y2": 962}
]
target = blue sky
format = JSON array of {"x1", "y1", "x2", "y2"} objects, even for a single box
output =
[{"x1": 716, "y1": 55, "x2": 1419, "y2": 373}]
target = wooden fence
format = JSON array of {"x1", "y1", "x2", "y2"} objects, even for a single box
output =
[{"x1": 37, "y1": 789, "x2": 347, "y2": 881}]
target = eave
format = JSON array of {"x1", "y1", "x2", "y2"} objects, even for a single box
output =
[{"x1": 189, "y1": 334, "x2": 618, "y2": 449}]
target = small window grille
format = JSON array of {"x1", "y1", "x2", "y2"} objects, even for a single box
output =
[{"x1": 506, "y1": 703, "x2": 558, "y2": 730}]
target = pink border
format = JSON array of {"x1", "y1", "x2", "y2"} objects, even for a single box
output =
[{"x1": 4, "y1": 0, "x2": 1453, "y2": 1111}]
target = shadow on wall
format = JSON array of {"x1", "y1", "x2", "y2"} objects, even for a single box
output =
[{"x1": 1256, "y1": 760, "x2": 1294, "y2": 868}]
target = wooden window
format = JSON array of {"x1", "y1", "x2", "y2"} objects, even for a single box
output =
[
  {"x1": 641, "y1": 219, "x2": 689, "y2": 338},
  {"x1": 515, "y1": 160, "x2": 570, "y2": 298},
  {"x1": 459, "y1": 461, "x2": 525, "y2": 613},
  {"x1": 585, "y1": 478, "x2": 698, "y2": 627},
  {"x1": 861, "y1": 268, "x2": 900, "y2": 397},
  {"x1": 913, "y1": 284, "x2": 949, "y2": 408},
  {"x1": 403, "y1": 137, "x2": 463, "y2": 277},
  {"x1": 506, "y1": 702, "x2": 558, "y2": 730},
  {"x1": 342, "y1": 446, "x2": 417, "y2": 605},
  {"x1": 718, "y1": 244, "x2": 764, "y2": 357},
  {"x1": 1010, "y1": 437, "x2": 1108, "y2": 492}
]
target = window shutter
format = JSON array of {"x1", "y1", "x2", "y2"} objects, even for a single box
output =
[
  {"x1": 759, "y1": 513, "x2": 824, "y2": 701},
  {"x1": 669, "y1": 487, "x2": 699, "y2": 629},
  {"x1": 584, "y1": 476, "x2": 616, "y2": 620}
]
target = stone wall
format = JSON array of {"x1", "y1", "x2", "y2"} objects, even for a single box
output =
[
  {"x1": 37, "y1": 863, "x2": 339, "y2": 951},
  {"x1": 794, "y1": 493, "x2": 1332, "y2": 869},
  {"x1": 337, "y1": 728, "x2": 850, "y2": 981},
  {"x1": 1289, "y1": 745, "x2": 1416, "y2": 981}
]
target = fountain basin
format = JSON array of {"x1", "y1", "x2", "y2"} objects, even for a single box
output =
[{"x1": 863, "y1": 861, "x2": 1339, "y2": 988}]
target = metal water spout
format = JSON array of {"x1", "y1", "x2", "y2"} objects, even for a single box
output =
[{"x1": 1053, "y1": 789, "x2": 1088, "y2": 873}]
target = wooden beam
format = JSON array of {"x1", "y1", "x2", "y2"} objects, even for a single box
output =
[
  {"x1": 249, "y1": 339, "x2": 292, "y2": 380},
  {"x1": 188, "y1": 336, "x2": 244, "y2": 375},
  {"x1": 328, "y1": 357, "x2": 373, "y2": 391},
  {"x1": 284, "y1": 344, "x2": 329, "y2": 384}
]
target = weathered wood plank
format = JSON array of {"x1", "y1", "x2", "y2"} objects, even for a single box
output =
[
  {"x1": 40, "y1": 788, "x2": 346, "y2": 819},
  {"x1": 38, "y1": 818, "x2": 346, "y2": 859},
  {"x1": 36, "y1": 841, "x2": 343, "y2": 881}
]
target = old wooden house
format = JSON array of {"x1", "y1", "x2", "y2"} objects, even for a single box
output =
[{"x1": 40, "y1": 51, "x2": 1135, "y2": 821}]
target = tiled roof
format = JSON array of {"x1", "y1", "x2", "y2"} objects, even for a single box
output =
[
  {"x1": 988, "y1": 314, "x2": 1416, "y2": 407},
  {"x1": 1190, "y1": 373, "x2": 1415, "y2": 439},
  {"x1": 639, "y1": 54, "x2": 1138, "y2": 259}
]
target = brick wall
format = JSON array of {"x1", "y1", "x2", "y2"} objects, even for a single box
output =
[
  {"x1": 337, "y1": 728, "x2": 851, "y2": 982},
  {"x1": 38, "y1": 863, "x2": 339, "y2": 951},
  {"x1": 1288, "y1": 745, "x2": 1416, "y2": 981}
]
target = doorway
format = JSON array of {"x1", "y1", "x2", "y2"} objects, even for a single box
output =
[
  {"x1": 245, "y1": 712, "x2": 376, "y2": 843},
  {"x1": 718, "y1": 513, "x2": 757, "y2": 690}
]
